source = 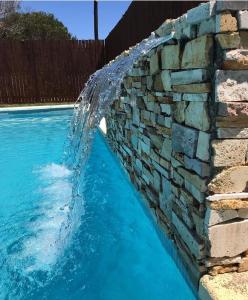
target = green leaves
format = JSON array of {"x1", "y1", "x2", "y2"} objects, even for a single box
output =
[{"x1": 0, "y1": 11, "x2": 73, "y2": 40}]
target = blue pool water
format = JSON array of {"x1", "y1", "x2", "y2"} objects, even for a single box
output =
[{"x1": 0, "y1": 109, "x2": 195, "y2": 300}]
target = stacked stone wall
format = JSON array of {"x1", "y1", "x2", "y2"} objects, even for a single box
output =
[{"x1": 105, "y1": 0, "x2": 248, "y2": 291}]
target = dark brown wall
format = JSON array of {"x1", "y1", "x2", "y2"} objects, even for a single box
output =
[
  {"x1": 105, "y1": 1, "x2": 199, "y2": 62},
  {"x1": 0, "y1": 40, "x2": 104, "y2": 104}
]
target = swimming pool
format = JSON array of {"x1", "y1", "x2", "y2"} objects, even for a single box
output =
[{"x1": 0, "y1": 109, "x2": 196, "y2": 299}]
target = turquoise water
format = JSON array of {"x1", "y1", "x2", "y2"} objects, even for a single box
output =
[{"x1": 0, "y1": 109, "x2": 195, "y2": 300}]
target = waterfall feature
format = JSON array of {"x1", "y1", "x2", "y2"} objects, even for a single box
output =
[{"x1": 65, "y1": 33, "x2": 173, "y2": 195}]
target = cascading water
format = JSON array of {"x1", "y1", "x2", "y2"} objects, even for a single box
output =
[
  {"x1": 58, "y1": 33, "x2": 174, "y2": 261},
  {"x1": 65, "y1": 32, "x2": 173, "y2": 196}
]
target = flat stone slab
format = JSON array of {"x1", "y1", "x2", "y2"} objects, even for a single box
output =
[
  {"x1": 199, "y1": 272, "x2": 248, "y2": 300},
  {"x1": 217, "y1": 128, "x2": 248, "y2": 139},
  {"x1": 182, "y1": 35, "x2": 213, "y2": 69},
  {"x1": 208, "y1": 166, "x2": 248, "y2": 194},
  {"x1": 208, "y1": 219, "x2": 248, "y2": 257},
  {"x1": 215, "y1": 70, "x2": 248, "y2": 102},
  {"x1": 171, "y1": 69, "x2": 209, "y2": 85},
  {"x1": 207, "y1": 193, "x2": 248, "y2": 201},
  {"x1": 211, "y1": 139, "x2": 248, "y2": 167},
  {"x1": 172, "y1": 123, "x2": 198, "y2": 158}
]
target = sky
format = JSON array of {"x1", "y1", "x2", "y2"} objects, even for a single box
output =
[{"x1": 20, "y1": 1, "x2": 131, "y2": 39}]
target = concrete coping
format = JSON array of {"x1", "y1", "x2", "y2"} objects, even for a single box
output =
[{"x1": 0, "y1": 104, "x2": 78, "y2": 113}]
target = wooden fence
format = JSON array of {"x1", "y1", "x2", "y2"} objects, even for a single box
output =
[
  {"x1": 0, "y1": 40, "x2": 104, "y2": 104},
  {"x1": 0, "y1": 1, "x2": 202, "y2": 105},
  {"x1": 105, "y1": 1, "x2": 199, "y2": 62}
]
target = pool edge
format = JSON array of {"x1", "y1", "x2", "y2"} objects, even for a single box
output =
[{"x1": 0, "y1": 104, "x2": 78, "y2": 113}]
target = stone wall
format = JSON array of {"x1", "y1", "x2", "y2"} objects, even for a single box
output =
[{"x1": 105, "y1": 0, "x2": 248, "y2": 291}]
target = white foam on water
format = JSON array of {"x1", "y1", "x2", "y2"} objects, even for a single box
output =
[
  {"x1": 20, "y1": 164, "x2": 84, "y2": 273},
  {"x1": 38, "y1": 163, "x2": 72, "y2": 179}
]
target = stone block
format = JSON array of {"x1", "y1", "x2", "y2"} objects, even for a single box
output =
[
  {"x1": 160, "y1": 157, "x2": 170, "y2": 170},
  {"x1": 215, "y1": 32, "x2": 240, "y2": 49},
  {"x1": 217, "y1": 115, "x2": 245, "y2": 128},
  {"x1": 150, "y1": 52, "x2": 159, "y2": 75},
  {"x1": 172, "y1": 212, "x2": 204, "y2": 259},
  {"x1": 184, "y1": 156, "x2": 210, "y2": 177},
  {"x1": 215, "y1": 12, "x2": 238, "y2": 33},
  {"x1": 211, "y1": 139, "x2": 248, "y2": 167},
  {"x1": 178, "y1": 167, "x2": 207, "y2": 192},
  {"x1": 140, "y1": 140, "x2": 150, "y2": 155},
  {"x1": 198, "y1": 17, "x2": 215, "y2": 36},
  {"x1": 153, "y1": 74, "x2": 164, "y2": 92},
  {"x1": 172, "y1": 101, "x2": 186, "y2": 123},
  {"x1": 160, "y1": 103, "x2": 171, "y2": 115},
  {"x1": 160, "y1": 138, "x2": 172, "y2": 161},
  {"x1": 157, "y1": 115, "x2": 170, "y2": 128},
  {"x1": 192, "y1": 211, "x2": 205, "y2": 239},
  {"x1": 217, "y1": 127, "x2": 248, "y2": 138},
  {"x1": 172, "y1": 83, "x2": 211, "y2": 93},
  {"x1": 153, "y1": 161, "x2": 169, "y2": 179},
  {"x1": 207, "y1": 219, "x2": 248, "y2": 257},
  {"x1": 172, "y1": 169, "x2": 184, "y2": 187},
  {"x1": 209, "y1": 199, "x2": 248, "y2": 210},
  {"x1": 161, "y1": 70, "x2": 172, "y2": 91},
  {"x1": 209, "y1": 265, "x2": 238, "y2": 276},
  {"x1": 171, "y1": 156, "x2": 183, "y2": 169},
  {"x1": 182, "y1": 35, "x2": 213, "y2": 69},
  {"x1": 240, "y1": 31, "x2": 248, "y2": 49},
  {"x1": 148, "y1": 134, "x2": 163, "y2": 150},
  {"x1": 183, "y1": 93, "x2": 209, "y2": 102},
  {"x1": 205, "y1": 208, "x2": 238, "y2": 227},
  {"x1": 171, "y1": 69, "x2": 209, "y2": 85},
  {"x1": 218, "y1": 102, "x2": 248, "y2": 117},
  {"x1": 187, "y1": 2, "x2": 215, "y2": 25},
  {"x1": 238, "y1": 208, "x2": 248, "y2": 219},
  {"x1": 196, "y1": 131, "x2": 210, "y2": 162},
  {"x1": 185, "y1": 102, "x2": 210, "y2": 131},
  {"x1": 222, "y1": 49, "x2": 248, "y2": 70},
  {"x1": 208, "y1": 166, "x2": 248, "y2": 194},
  {"x1": 215, "y1": 70, "x2": 248, "y2": 102},
  {"x1": 184, "y1": 180, "x2": 205, "y2": 204},
  {"x1": 172, "y1": 123, "x2": 199, "y2": 158},
  {"x1": 159, "y1": 177, "x2": 173, "y2": 219},
  {"x1": 161, "y1": 44, "x2": 180, "y2": 70},
  {"x1": 205, "y1": 256, "x2": 242, "y2": 268},
  {"x1": 146, "y1": 76, "x2": 153, "y2": 90},
  {"x1": 216, "y1": 1, "x2": 248, "y2": 12},
  {"x1": 173, "y1": 93, "x2": 182, "y2": 102},
  {"x1": 238, "y1": 10, "x2": 248, "y2": 29},
  {"x1": 199, "y1": 272, "x2": 248, "y2": 300},
  {"x1": 153, "y1": 170, "x2": 161, "y2": 193},
  {"x1": 132, "y1": 108, "x2": 140, "y2": 126}
]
